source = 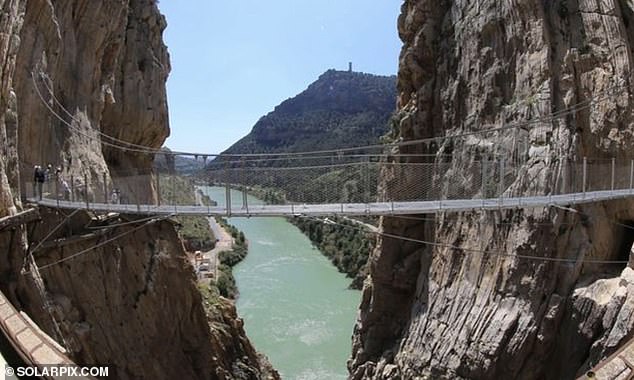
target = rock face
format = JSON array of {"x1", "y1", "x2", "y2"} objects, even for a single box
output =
[
  {"x1": 0, "y1": 1, "x2": 277, "y2": 379},
  {"x1": 24, "y1": 208, "x2": 277, "y2": 379},
  {"x1": 350, "y1": 1, "x2": 634, "y2": 379},
  {"x1": 14, "y1": 0, "x2": 170, "y2": 203}
]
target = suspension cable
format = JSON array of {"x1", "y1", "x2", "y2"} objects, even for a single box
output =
[
  {"x1": 31, "y1": 215, "x2": 172, "y2": 272},
  {"x1": 300, "y1": 215, "x2": 629, "y2": 265},
  {"x1": 31, "y1": 69, "x2": 626, "y2": 159}
]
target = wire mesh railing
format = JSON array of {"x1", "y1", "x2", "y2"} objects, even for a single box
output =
[{"x1": 21, "y1": 156, "x2": 634, "y2": 216}]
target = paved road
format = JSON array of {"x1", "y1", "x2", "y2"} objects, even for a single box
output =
[
  {"x1": 341, "y1": 216, "x2": 379, "y2": 233},
  {"x1": 195, "y1": 190, "x2": 233, "y2": 282}
]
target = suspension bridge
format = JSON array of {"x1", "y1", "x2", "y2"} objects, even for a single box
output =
[
  {"x1": 25, "y1": 70, "x2": 634, "y2": 217},
  {"x1": 24, "y1": 155, "x2": 634, "y2": 217}
]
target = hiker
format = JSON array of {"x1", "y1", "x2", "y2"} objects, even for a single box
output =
[
  {"x1": 56, "y1": 168, "x2": 71, "y2": 200},
  {"x1": 44, "y1": 164, "x2": 53, "y2": 194},
  {"x1": 33, "y1": 165, "x2": 45, "y2": 199},
  {"x1": 60, "y1": 178, "x2": 71, "y2": 200},
  {"x1": 44, "y1": 164, "x2": 52, "y2": 181},
  {"x1": 111, "y1": 188, "x2": 120, "y2": 204}
]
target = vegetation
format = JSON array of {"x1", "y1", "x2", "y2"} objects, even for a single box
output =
[
  {"x1": 158, "y1": 174, "x2": 215, "y2": 251},
  {"x1": 214, "y1": 217, "x2": 248, "y2": 299},
  {"x1": 291, "y1": 216, "x2": 376, "y2": 289}
]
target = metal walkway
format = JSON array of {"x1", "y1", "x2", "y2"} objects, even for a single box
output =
[{"x1": 28, "y1": 188, "x2": 634, "y2": 217}]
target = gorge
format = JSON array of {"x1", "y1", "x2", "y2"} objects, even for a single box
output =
[{"x1": 2, "y1": 1, "x2": 634, "y2": 380}]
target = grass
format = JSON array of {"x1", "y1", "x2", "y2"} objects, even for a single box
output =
[{"x1": 159, "y1": 174, "x2": 215, "y2": 251}]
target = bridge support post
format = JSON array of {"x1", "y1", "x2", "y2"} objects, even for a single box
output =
[
  {"x1": 226, "y1": 185, "x2": 232, "y2": 217},
  {"x1": 481, "y1": 159, "x2": 487, "y2": 198},
  {"x1": 171, "y1": 173, "x2": 176, "y2": 206},
  {"x1": 70, "y1": 175, "x2": 74, "y2": 202},
  {"x1": 612, "y1": 158, "x2": 616, "y2": 191},
  {"x1": 103, "y1": 172, "x2": 108, "y2": 204},
  {"x1": 156, "y1": 171, "x2": 160, "y2": 206},
  {"x1": 498, "y1": 159, "x2": 504, "y2": 207},
  {"x1": 55, "y1": 173, "x2": 59, "y2": 207},
  {"x1": 630, "y1": 160, "x2": 634, "y2": 192},
  {"x1": 240, "y1": 157, "x2": 248, "y2": 212},
  {"x1": 630, "y1": 160, "x2": 633, "y2": 192},
  {"x1": 224, "y1": 158, "x2": 231, "y2": 217},
  {"x1": 84, "y1": 173, "x2": 89, "y2": 210},
  {"x1": 583, "y1": 157, "x2": 587, "y2": 198}
]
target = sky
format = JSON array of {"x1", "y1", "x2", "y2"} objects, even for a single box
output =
[{"x1": 158, "y1": 1, "x2": 402, "y2": 154}]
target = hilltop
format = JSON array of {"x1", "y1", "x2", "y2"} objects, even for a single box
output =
[{"x1": 221, "y1": 69, "x2": 396, "y2": 155}]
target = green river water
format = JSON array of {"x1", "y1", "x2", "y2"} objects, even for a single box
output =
[{"x1": 201, "y1": 186, "x2": 361, "y2": 380}]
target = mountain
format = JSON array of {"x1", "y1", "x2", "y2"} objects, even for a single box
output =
[{"x1": 221, "y1": 69, "x2": 396, "y2": 155}]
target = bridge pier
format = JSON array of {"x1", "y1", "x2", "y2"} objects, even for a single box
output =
[{"x1": 225, "y1": 185, "x2": 232, "y2": 217}]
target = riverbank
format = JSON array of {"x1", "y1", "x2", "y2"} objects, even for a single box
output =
[
  {"x1": 290, "y1": 216, "x2": 376, "y2": 289},
  {"x1": 214, "y1": 217, "x2": 248, "y2": 298}
]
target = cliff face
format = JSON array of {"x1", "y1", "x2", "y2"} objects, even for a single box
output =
[
  {"x1": 24, "y1": 208, "x2": 277, "y2": 379},
  {"x1": 0, "y1": 1, "x2": 276, "y2": 378},
  {"x1": 15, "y1": 0, "x2": 169, "y2": 202},
  {"x1": 351, "y1": 1, "x2": 634, "y2": 379}
]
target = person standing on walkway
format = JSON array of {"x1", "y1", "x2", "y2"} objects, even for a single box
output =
[
  {"x1": 33, "y1": 165, "x2": 45, "y2": 199},
  {"x1": 111, "y1": 188, "x2": 120, "y2": 204},
  {"x1": 56, "y1": 167, "x2": 71, "y2": 200},
  {"x1": 32, "y1": 165, "x2": 39, "y2": 198}
]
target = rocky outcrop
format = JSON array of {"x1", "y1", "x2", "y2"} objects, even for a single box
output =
[
  {"x1": 21, "y1": 208, "x2": 277, "y2": 379},
  {"x1": 351, "y1": 1, "x2": 634, "y2": 379},
  {"x1": 0, "y1": 1, "x2": 277, "y2": 379},
  {"x1": 14, "y1": 0, "x2": 169, "y2": 203}
]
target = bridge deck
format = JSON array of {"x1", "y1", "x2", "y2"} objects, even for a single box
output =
[{"x1": 29, "y1": 188, "x2": 634, "y2": 217}]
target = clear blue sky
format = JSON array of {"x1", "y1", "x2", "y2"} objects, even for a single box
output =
[{"x1": 158, "y1": 1, "x2": 402, "y2": 154}]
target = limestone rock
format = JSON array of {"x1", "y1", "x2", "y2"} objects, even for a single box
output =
[
  {"x1": 21, "y1": 208, "x2": 278, "y2": 379},
  {"x1": 351, "y1": 1, "x2": 634, "y2": 379},
  {"x1": 14, "y1": 0, "x2": 170, "y2": 203}
]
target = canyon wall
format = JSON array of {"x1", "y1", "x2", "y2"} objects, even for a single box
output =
[
  {"x1": 14, "y1": 0, "x2": 169, "y2": 203},
  {"x1": 0, "y1": 1, "x2": 277, "y2": 378},
  {"x1": 351, "y1": 1, "x2": 634, "y2": 379}
]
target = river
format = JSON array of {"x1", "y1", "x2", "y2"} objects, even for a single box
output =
[{"x1": 200, "y1": 186, "x2": 361, "y2": 380}]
